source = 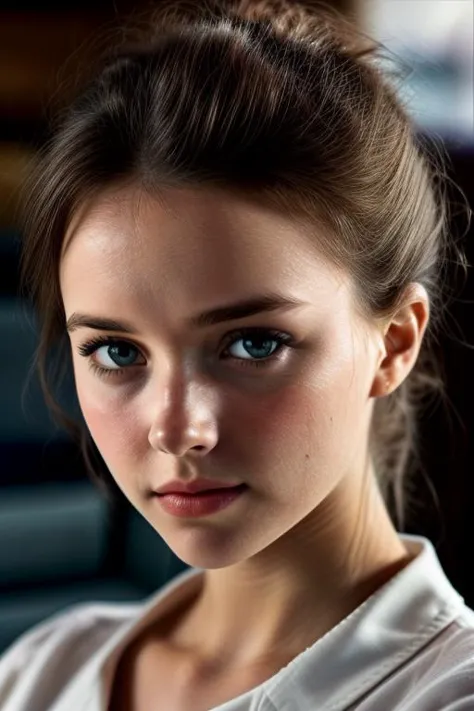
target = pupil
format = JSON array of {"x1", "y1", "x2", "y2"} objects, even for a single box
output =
[
  {"x1": 245, "y1": 337, "x2": 272, "y2": 357},
  {"x1": 110, "y1": 344, "x2": 134, "y2": 365}
]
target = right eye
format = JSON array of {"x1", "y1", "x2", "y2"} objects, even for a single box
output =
[{"x1": 77, "y1": 336, "x2": 145, "y2": 378}]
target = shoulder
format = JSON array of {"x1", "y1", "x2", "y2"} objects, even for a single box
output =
[
  {"x1": 393, "y1": 612, "x2": 474, "y2": 711},
  {"x1": 0, "y1": 600, "x2": 141, "y2": 709},
  {"x1": 1, "y1": 599, "x2": 141, "y2": 665}
]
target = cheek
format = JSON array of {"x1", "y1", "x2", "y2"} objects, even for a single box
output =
[
  {"x1": 227, "y1": 381, "x2": 339, "y2": 468},
  {"x1": 228, "y1": 365, "x2": 365, "y2": 486},
  {"x1": 76, "y1": 384, "x2": 143, "y2": 472}
]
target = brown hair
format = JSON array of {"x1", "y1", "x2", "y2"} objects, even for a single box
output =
[{"x1": 19, "y1": 0, "x2": 470, "y2": 530}]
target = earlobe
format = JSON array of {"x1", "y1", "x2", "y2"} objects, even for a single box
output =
[{"x1": 370, "y1": 370, "x2": 391, "y2": 398}]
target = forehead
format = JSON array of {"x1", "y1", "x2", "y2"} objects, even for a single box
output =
[{"x1": 59, "y1": 184, "x2": 351, "y2": 320}]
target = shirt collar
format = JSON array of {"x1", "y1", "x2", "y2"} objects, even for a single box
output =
[
  {"x1": 257, "y1": 534, "x2": 466, "y2": 711},
  {"x1": 50, "y1": 534, "x2": 466, "y2": 711}
]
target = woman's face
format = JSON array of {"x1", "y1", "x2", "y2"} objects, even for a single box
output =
[{"x1": 60, "y1": 183, "x2": 384, "y2": 568}]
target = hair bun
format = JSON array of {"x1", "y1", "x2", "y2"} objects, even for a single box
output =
[
  {"x1": 144, "y1": 1, "x2": 377, "y2": 63},
  {"x1": 227, "y1": 0, "x2": 377, "y2": 60}
]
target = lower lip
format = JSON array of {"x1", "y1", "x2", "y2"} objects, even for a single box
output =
[{"x1": 154, "y1": 485, "x2": 248, "y2": 518}]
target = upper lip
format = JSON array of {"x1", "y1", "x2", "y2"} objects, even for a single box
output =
[{"x1": 154, "y1": 478, "x2": 244, "y2": 495}]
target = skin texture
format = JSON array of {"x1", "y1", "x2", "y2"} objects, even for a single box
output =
[{"x1": 60, "y1": 182, "x2": 429, "y2": 675}]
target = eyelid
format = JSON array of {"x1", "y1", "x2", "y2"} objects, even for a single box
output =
[
  {"x1": 77, "y1": 326, "x2": 288, "y2": 356},
  {"x1": 77, "y1": 327, "x2": 296, "y2": 378},
  {"x1": 76, "y1": 335, "x2": 145, "y2": 359}
]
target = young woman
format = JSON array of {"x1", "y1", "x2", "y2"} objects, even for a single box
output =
[{"x1": 1, "y1": 1, "x2": 473, "y2": 710}]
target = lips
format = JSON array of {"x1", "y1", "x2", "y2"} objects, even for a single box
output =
[
  {"x1": 154, "y1": 484, "x2": 248, "y2": 517},
  {"x1": 159, "y1": 484, "x2": 247, "y2": 497},
  {"x1": 154, "y1": 479, "x2": 245, "y2": 495}
]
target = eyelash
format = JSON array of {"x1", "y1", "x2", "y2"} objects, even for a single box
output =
[{"x1": 77, "y1": 328, "x2": 295, "y2": 380}]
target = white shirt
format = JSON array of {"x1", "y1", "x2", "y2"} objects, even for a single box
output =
[{"x1": 1, "y1": 534, "x2": 474, "y2": 711}]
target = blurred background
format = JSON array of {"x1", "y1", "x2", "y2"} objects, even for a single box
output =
[{"x1": 0, "y1": 0, "x2": 473, "y2": 653}]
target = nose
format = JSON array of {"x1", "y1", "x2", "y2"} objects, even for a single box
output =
[
  {"x1": 147, "y1": 378, "x2": 219, "y2": 457},
  {"x1": 149, "y1": 420, "x2": 218, "y2": 456}
]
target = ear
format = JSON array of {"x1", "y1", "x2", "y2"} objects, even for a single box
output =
[{"x1": 370, "y1": 283, "x2": 430, "y2": 398}]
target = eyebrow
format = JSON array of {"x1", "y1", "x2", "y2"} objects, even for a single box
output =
[{"x1": 65, "y1": 293, "x2": 307, "y2": 334}]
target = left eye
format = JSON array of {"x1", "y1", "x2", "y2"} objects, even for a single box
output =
[{"x1": 222, "y1": 329, "x2": 291, "y2": 363}]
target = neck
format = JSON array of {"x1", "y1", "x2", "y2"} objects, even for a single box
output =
[{"x1": 167, "y1": 462, "x2": 414, "y2": 671}]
